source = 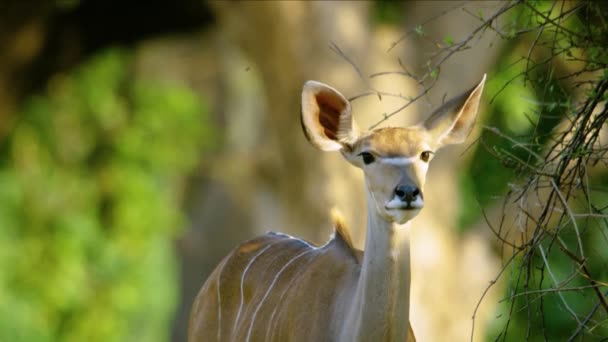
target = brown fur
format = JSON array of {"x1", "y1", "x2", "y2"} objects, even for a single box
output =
[
  {"x1": 354, "y1": 127, "x2": 435, "y2": 157},
  {"x1": 188, "y1": 230, "x2": 415, "y2": 342}
]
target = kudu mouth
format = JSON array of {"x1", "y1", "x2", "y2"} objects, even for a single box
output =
[
  {"x1": 385, "y1": 203, "x2": 423, "y2": 211},
  {"x1": 385, "y1": 202, "x2": 424, "y2": 213},
  {"x1": 387, "y1": 205, "x2": 422, "y2": 211}
]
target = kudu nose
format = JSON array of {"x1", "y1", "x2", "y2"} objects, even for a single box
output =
[{"x1": 394, "y1": 185, "x2": 421, "y2": 203}]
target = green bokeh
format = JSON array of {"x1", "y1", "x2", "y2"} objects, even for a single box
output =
[
  {"x1": 0, "y1": 48, "x2": 210, "y2": 342},
  {"x1": 460, "y1": 2, "x2": 608, "y2": 340}
]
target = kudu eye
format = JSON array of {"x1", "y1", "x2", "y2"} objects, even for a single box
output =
[
  {"x1": 359, "y1": 152, "x2": 375, "y2": 165},
  {"x1": 420, "y1": 151, "x2": 433, "y2": 162}
]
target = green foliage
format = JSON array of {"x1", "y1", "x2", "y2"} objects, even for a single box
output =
[
  {"x1": 0, "y1": 48, "x2": 210, "y2": 341},
  {"x1": 372, "y1": 0, "x2": 405, "y2": 25},
  {"x1": 457, "y1": 1, "x2": 584, "y2": 231},
  {"x1": 453, "y1": 1, "x2": 608, "y2": 340},
  {"x1": 457, "y1": 51, "x2": 541, "y2": 230},
  {"x1": 488, "y1": 208, "x2": 608, "y2": 341},
  {"x1": 443, "y1": 34, "x2": 454, "y2": 47},
  {"x1": 430, "y1": 68, "x2": 438, "y2": 79}
]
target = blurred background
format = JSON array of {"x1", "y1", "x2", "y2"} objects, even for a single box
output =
[{"x1": 0, "y1": 1, "x2": 606, "y2": 341}]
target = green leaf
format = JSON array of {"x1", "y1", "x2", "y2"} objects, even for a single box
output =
[
  {"x1": 430, "y1": 68, "x2": 439, "y2": 79},
  {"x1": 443, "y1": 35, "x2": 454, "y2": 46}
]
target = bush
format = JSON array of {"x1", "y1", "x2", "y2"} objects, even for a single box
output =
[{"x1": 0, "y1": 48, "x2": 209, "y2": 342}]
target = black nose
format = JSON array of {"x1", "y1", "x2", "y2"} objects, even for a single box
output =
[{"x1": 394, "y1": 185, "x2": 421, "y2": 203}]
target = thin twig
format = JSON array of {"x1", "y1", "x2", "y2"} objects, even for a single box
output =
[{"x1": 537, "y1": 244, "x2": 584, "y2": 326}]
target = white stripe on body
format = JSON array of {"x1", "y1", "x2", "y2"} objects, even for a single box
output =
[
  {"x1": 216, "y1": 256, "x2": 230, "y2": 341},
  {"x1": 263, "y1": 247, "x2": 326, "y2": 341},
  {"x1": 268, "y1": 232, "x2": 323, "y2": 250},
  {"x1": 245, "y1": 248, "x2": 316, "y2": 342},
  {"x1": 233, "y1": 243, "x2": 276, "y2": 335}
]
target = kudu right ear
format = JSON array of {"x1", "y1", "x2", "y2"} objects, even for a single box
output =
[
  {"x1": 301, "y1": 81, "x2": 359, "y2": 151},
  {"x1": 422, "y1": 74, "x2": 486, "y2": 147}
]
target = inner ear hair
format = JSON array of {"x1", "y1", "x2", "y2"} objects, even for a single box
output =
[{"x1": 316, "y1": 90, "x2": 344, "y2": 141}]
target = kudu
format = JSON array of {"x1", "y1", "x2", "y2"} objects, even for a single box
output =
[{"x1": 189, "y1": 75, "x2": 486, "y2": 341}]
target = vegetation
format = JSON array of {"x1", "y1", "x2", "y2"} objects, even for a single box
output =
[
  {"x1": 0, "y1": 49, "x2": 209, "y2": 341},
  {"x1": 456, "y1": 2, "x2": 608, "y2": 340}
]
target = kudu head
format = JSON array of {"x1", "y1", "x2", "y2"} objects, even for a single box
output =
[{"x1": 301, "y1": 76, "x2": 486, "y2": 224}]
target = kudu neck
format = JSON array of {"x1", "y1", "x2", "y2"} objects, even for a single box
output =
[{"x1": 341, "y1": 188, "x2": 413, "y2": 341}]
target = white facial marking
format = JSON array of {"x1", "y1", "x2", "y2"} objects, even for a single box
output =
[
  {"x1": 379, "y1": 154, "x2": 431, "y2": 174},
  {"x1": 379, "y1": 157, "x2": 416, "y2": 166},
  {"x1": 385, "y1": 195, "x2": 424, "y2": 210}
]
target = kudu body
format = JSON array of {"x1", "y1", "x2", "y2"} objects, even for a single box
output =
[{"x1": 189, "y1": 75, "x2": 486, "y2": 341}]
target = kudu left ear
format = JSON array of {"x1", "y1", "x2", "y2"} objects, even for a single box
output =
[{"x1": 422, "y1": 74, "x2": 486, "y2": 146}]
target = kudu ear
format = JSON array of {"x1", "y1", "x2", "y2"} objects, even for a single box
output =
[
  {"x1": 423, "y1": 74, "x2": 486, "y2": 146},
  {"x1": 301, "y1": 81, "x2": 359, "y2": 151}
]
